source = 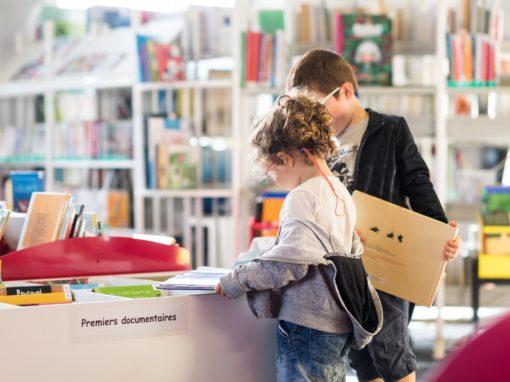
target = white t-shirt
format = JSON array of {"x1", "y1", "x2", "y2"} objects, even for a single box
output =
[{"x1": 279, "y1": 176, "x2": 356, "y2": 252}]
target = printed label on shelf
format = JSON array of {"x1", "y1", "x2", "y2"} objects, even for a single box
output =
[{"x1": 69, "y1": 298, "x2": 188, "y2": 343}]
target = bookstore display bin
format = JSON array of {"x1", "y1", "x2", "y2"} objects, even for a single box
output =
[
  {"x1": 0, "y1": 237, "x2": 276, "y2": 381},
  {"x1": 1, "y1": 236, "x2": 191, "y2": 281},
  {"x1": 0, "y1": 293, "x2": 276, "y2": 381}
]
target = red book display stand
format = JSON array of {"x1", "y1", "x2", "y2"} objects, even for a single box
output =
[{"x1": 0, "y1": 237, "x2": 191, "y2": 281}]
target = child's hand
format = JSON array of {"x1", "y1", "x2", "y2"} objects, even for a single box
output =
[
  {"x1": 355, "y1": 228, "x2": 366, "y2": 242},
  {"x1": 215, "y1": 282, "x2": 227, "y2": 298},
  {"x1": 444, "y1": 221, "x2": 461, "y2": 262}
]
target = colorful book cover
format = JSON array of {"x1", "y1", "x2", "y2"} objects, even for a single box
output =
[
  {"x1": 166, "y1": 148, "x2": 198, "y2": 190},
  {"x1": 338, "y1": 14, "x2": 392, "y2": 86},
  {"x1": 9, "y1": 171, "x2": 45, "y2": 213},
  {"x1": 93, "y1": 285, "x2": 161, "y2": 299}
]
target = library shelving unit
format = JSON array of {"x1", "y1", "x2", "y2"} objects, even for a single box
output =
[
  {"x1": 0, "y1": 21, "x2": 136, "y2": 230},
  {"x1": 131, "y1": 6, "x2": 237, "y2": 269},
  {"x1": 132, "y1": 78, "x2": 235, "y2": 269}
]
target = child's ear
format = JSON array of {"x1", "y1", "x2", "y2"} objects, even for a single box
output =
[
  {"x1": 341, "y1": 83, "x2": 355, "y2": 99},
  {"x1": 276, "y1": 152, "x2": 293, "y2": 166}
]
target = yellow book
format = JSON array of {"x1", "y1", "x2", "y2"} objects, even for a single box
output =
[
  {"x1": 17, "y1": 192, "x2": 72, "y2": 250},
  {"x1": 0, "y1": 285, "x2": 72, "y2": 306}
]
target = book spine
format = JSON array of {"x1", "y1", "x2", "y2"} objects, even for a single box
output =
[
  {"x1": 240, "y1": 31, "x2": 247, "y2": 88},
  {"x1": 335, "y1": 13, "x2": 344, "y2": 54},
  {"x1": 5, "y1": 285, "x2": 52, "y2": 295}
]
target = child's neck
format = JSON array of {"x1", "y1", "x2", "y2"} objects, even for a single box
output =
[
  {"x1": 350, "y1": 104, "x2": 368, "y2": 126},
  {"x1": 298, "y1": 158, "x2": 334, "y2": 185}
]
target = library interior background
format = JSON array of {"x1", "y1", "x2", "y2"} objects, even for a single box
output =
[{"x1": 1, "y1": 0, "x2": 510, "y2": 381}]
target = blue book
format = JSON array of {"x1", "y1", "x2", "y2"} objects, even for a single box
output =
[{"x1": 10, "y1": 171, "x2": 45, "y2": 213}]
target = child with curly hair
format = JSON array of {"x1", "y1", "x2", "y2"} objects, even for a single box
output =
[{"x1": 215, "y1": 95, "x2": 382, "y2": 382}]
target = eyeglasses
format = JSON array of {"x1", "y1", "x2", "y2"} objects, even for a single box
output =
[{"x1": 319, "y1": 86, "x2": 341, "y2": 105}]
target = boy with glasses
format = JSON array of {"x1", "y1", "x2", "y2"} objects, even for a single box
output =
[{"x1": 286, "y1": 49, "x2": 461, "y2": 382}]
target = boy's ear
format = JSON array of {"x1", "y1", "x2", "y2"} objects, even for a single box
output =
[{"x1": 340, "y1": 82, "x2": 355, "y2": 99}]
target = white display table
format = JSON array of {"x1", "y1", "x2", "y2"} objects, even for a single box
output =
[{"x1": 0, "y1": 293, "x2": 276, "y2": 382}]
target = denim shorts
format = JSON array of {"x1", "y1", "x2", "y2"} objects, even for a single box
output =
[
  {"x1": 276, "y1": 320, "x2": 351, "y2": 382},
  {"x1": 348, "y1": 291, "x2": 417, "y2": 381}
]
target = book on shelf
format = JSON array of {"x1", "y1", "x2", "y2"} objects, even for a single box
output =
[
  {"x1": 189, "y1": 6, "x2": 232, "y2": 58},
  {"x1": 17, "y1": 192, "x2": 73, "y2": 250},
  {"x1": 54, "y1": 120, "x2": 132, "y2": 160},
  {"x1": 446, "y1": 29, "x2": 498, "y2": 87},
  {"x1": 93, "y1": 285, "x2": 161, "y2": 299},
  {"x1": 9, "y1": 171, "x2": 45, "y2": 213},
  {"x1": 337, "y1": 14, "x2": 392, "y2": 86},
  {"x1": 136, "y1": 34, "x2": 185, "y2": 82},
  {"x1": 0, "y1": 209, "x2": 11, "y2": 241},
  {"x1": 294, "y1": 3, "x2": 331, "y2": 45},
  {"x1": 201, "y1": 143, "x2": 232, "y2": 186},
  {"x1": 241, "y1": 25, "x2": 288, "y2": 88},
  {"x1": 0, "y1": 284, "x2": 73, "y2": 306},
  {"x1": 0, "y1": 124, "x2": 46, "y2": 163},
  {"x1": 448, "y1": 0, "x2": 503, "y2": 37},
  {"x1": 156, "y1": 144, "x2": 198, "y2": 190},
  {"x1": 145, "y1": 114, "x2": 189, "y2": 188},
  {"x1": 106, "y1": 190, "x2": 130, "y2": 228}
]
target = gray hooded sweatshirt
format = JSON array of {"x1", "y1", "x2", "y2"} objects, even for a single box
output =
[{"x1": 220, "y1": 219, "x2": 383, "y2": 350}]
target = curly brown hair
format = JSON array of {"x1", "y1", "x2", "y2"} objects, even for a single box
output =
[{"x1": 251, "y1": 94, "x2": 337, "y2": 167}]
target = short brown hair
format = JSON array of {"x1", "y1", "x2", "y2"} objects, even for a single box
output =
[
  {"x1": 251, "y1": 94, "x2": 337, "y2": 167},
  {"x1": 286, "y1": 49, "x2": 358, "y2": 96}
]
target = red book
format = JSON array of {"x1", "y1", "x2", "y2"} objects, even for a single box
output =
[
  {"x1": 246, "y1": 31, "x2": 254, "y2": 84},
  {"x1": 482, "y1": 39, "x2": 489, "y2": 82},
  {"x1": 155, "y1": 44, "x2": 170, "y2": 81},
  {"x1": 251, "y1": 32, "x2": 261, "y2": 83},
  {"x1": 488, "y1": 41, "x2": 495, "y2": 82},
  {"x1": 335, "y1": 13, "x2": 344, "y2": 54}
]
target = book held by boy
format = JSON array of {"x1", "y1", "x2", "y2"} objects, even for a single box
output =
[{"x1": 353, "y1": 191, "x2": 458, "y2": 307}]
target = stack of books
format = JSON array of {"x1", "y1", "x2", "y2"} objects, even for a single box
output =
[
  {"x1": 446, "y1": 30, "x2": 498, "y2": 87},
  {"x1": 241, "y1": 29, "x2": 288, "y2": 88},
  {"x1": 17, "y1": 192, "x2": 102, "y2": 250},
  {"x1": 0, "y1": 124, "x2": 45, "y2": 162},
  {"x1": 54, "y1": 120, "x2": 133, "y2": 160}
]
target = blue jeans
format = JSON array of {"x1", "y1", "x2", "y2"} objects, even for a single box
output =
[{"x1": 276, "y1": 320, "x2": 351, "y2": 382}]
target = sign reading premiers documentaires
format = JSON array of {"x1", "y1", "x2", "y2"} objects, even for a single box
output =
[{"x1": 69, "y1": 298, "x2": 187, "y2": 342}]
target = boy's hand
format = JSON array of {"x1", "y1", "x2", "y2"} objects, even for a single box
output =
[
  {"x1": 444, "y1": 221, "x2": 462, "y2": 262},
  {"x1": 355, "y1": 228, "x2": 366, "y2": 242},
  {"x1": 215, "y1": 282, "x2": 227, "y2": 298}
]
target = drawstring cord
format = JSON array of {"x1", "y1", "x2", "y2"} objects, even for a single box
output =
[{"x1": 300, "y1": 148, "x2": 345, "y2": 217}]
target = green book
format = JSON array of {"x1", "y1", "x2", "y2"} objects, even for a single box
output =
[
  {"x1": 93, "y1": 285, "x2": 161, "y2": 299},
  {"x1": 258, "y1": 10, "x2": 285, "y2": 34},
  {"x1": 240, "y1": 31, "x2": 247, "y2": 88}
]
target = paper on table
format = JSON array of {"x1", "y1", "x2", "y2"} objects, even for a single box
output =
[
  {"x1": 353, "y1": 191, "x2": 458, "y2": 307},
  {"x1": 157, "y1": 267, "x2": 230, "y2": 291}
]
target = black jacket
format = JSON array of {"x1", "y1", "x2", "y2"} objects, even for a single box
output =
[{"x1": 353, "y1": 109, "x2": 448, "y2": 223}]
